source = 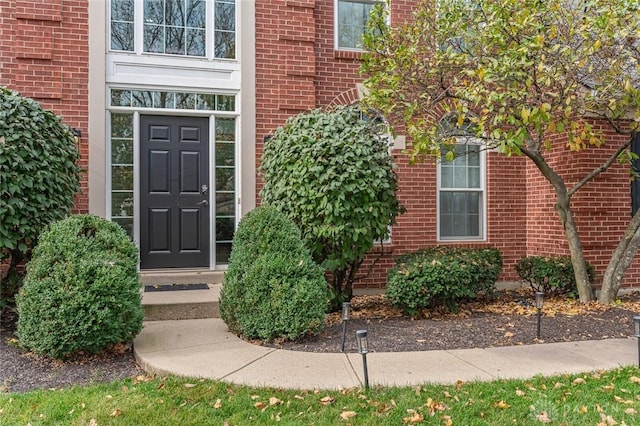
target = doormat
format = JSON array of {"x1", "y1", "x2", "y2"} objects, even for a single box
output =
[{"x1": 144, "y1": 283, "x2": 209, "y2": 292}]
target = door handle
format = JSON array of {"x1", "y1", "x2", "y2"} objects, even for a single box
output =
[{"x1": 197, "y1": 200, "x2": 209, "y2": 206}]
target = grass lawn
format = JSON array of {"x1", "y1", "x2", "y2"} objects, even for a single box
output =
[{"x1": 1, "y1": 367, "x2": 640, "y2": 425}]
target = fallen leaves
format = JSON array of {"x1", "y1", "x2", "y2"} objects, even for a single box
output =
[
  {"x1": 340, "y1": 410, "x2": 357, "y2": 421},
  {"x1": 493, "y1": 400, "x2": 510, "y2": 409}
]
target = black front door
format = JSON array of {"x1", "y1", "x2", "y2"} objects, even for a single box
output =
[{"x1": 140, "y1": 115, "x2": 210, "y2": 269}]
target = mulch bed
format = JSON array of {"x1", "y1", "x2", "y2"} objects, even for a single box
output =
[
  {"x1": 2, "y1": 289, "x2": 639, "y2": 393},
  {"x1": 262, "y1": 290, "x2": 640, "y2": 353}
]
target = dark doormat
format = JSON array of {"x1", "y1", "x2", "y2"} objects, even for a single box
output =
[{"x1": 144, "y1": 283, "x2": 209, "y2": 292}]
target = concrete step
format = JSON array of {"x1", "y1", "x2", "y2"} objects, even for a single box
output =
[{"x1": 139, "y1": 270, "x2": 224, "y2": 321}]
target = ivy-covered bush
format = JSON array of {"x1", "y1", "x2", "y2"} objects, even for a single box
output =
[
  {"x1": 515, "y1": 255, "x2": 595, "y2": 297},
  {"x1": 16, "y1": 215, "x2": 143, "y2": 359},
  {"x1": 0, "y1": 87, "x2": 80, "y2": 302},
  {"x1": 260, "y1": 105, "x2": 404, "y2": 311},
  {"x1": 386, "y1": 246, "x2": 503, "y2": 316},
  {"x1": 219, "y1": 206, "x2": 327, "y2": 341}
]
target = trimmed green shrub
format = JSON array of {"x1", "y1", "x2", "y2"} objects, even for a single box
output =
[
  {"x1": 515, "y1": 255, "x2": 595, "y2": 297},
  {"x1": 0, "y1": 88, "x2": 80, "y2": 302},
  {"x1": 386, "y1": 246, "x2": 502, "y2": 316},
  {"x1": 16, "y1": 214, "x2": 143, "y2": 359},
  {"x1": 219, "y1": 206, "x2": 327, "y2": 341},
  {"x1": 260, "y1": 105, "x2": 404, "y2": 311}
]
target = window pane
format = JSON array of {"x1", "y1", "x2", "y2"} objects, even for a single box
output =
[
  {"x1": 196, "y1": 94, "x2": 216, "y2": 110},
  {"x1": 144, "y1": 0, "x2": 164, "y2": 24},
  {"x1": 112, "y1": 192, "x2": 134, "y2": 217},
  {"x1": 186, "y1": 28, "x2": 206, "y2": 56},
  {"x1": 166, "y1": 26, "x2": 185, "y2": 54},
  {"x1": 111, "y1": 22, "x2": 134, "y2": 51},
  {"x1": 338, "y1": 1, "x2": 375, "y2": 49},
  {"x1": 215, "y1": 193, "x2": 235, "y2": 216},
  {"x1": 112, "y1": 166, "x2": 134, "y2": 190},
  {"x1": 215, "y1": 142, "x2": 234, "y2": 166},
  {"x1": 216, "y1": 217, "x2": 235, "y2": 241},
  {"x1": 144, "y1": 24, "x2": 165, "y2": 52},
  {"x1": 215, "y1": 30, "x2": 235, "y2": 59},
  {"x1": 215, "y1": 1, "x2": 235, "y2": 31},
  {"x1": 439, "y1": 191, "x2": 481, "y2": 238},
  {"x1": 216, "y1": 242, "x2": 232, "y2": 264},
  {"x1": 176, "y1": 92, "x2": 195, "y2": 109},
  {"x1": 216, "y1": 95, "x2": 234, "y2": 111},
  {"x1": 216, "y1": 168, "x2": 234, "y2": 191},
  {"x1": 165, "y1": 0, "x2": 185, "y2": 27},
  {"x1": 112, "y1": 139, "x2": 133, "y2": 164},
  {"x1": 111, "y1": 113, "x2": 133, "y2": 138},
  {"x1": 216, "y1": 118, "x2": 235, "y2": 141},
  {"x1": 112, "y1": 0, "x2": 134, "y2": 21},
  {"x1": 440, "y1": 166, "x2": 453, "y2": 188},
  {"x1": 154, "y1": 92, "x2": 176, "y2": 108},
  {"x1": 187, "y1": 0, "x2": 206, "y2": 27},
  {"x1": 132, "y1": 91, "x2": 155, "y2": 107}
]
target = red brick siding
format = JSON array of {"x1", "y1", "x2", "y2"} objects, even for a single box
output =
[
  {"x1": 255, "y1": 0, "x2": 639, "y2": 290},
  {"x1": 525, "y1": 125, "x2": 639, "y2": 288},
  {"x1": 0, "y1": 0, "x2": 89, "y2": 214}
]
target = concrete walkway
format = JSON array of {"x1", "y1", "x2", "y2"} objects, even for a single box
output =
[{"x1": 133, "y1": 318, "x2": 638, "y2": 390}]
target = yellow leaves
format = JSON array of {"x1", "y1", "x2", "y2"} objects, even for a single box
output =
[
  {"x1": 340, "y1": 410, "x2": 357, "y2": 421},
  {"x1": 630, "y1": 376, "x2": 640, "y2": 384},
  {"x1": 110, "y1": 409, "x2": 122, "y2": 418},
  {"x1": 515, "y1": 389, "x2": 526, "y2": 397},
  {"x1": 625, "y1": 408, "x2": 638, "y2": 415},
  {"x1": 614, "y1": 395, "x2": 635, "y2": 405},
  {"x1": 213, "y1": 399, "x2": 223, "y2": 409},
  {"x1": 572, "y1": 378, "x2": 587, "y2": 386},
  {"x1": 269, "y1": 397, "x2": 283, "y2": 406},
  {"x1": 403, "y1": 409, "x2": 424, "y2": 424},
  {"x1": 521, "y1": 107, "x2": 530, "y2": 124},
  {"x1": 477, "y1": 67, "x2": 486, "y2": 82},
  {"x1": 579, "y1": 405, "x2": 588, "y2": 413},
  {"x1": 254, "y1": 402, "x2": 267, "y2": 410},
  {"x1": 493, "y1": 400, "x2": 510, "y2": 409},
  {"x1": 320, "y1": 396, "x2": 335, "y2": 405},
  {"x1": 183, "y1": 383, "x2": 197, "y2": 388}
]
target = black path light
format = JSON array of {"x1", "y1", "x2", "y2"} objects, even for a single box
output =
[
  {"x1": 341, "y1": 302, "x2": 351, "y2": 352},
  {"x1": 634, "y1": 316, "x2": 640, "y2": 368},
  {"x1": 535, "y1": 292, "x2": 544, "y2": 340},
  {"x1": 356, "y1": 329, "x2": 369, "y2": 390}
]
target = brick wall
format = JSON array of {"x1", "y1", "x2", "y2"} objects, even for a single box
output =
[
  {"x1": 0, "y1": 0, "x2": 89, "y2": 214},
  {"x1": 255, "y1": 0, "x2": 639, "y2": 291},
  {"x1": 525, "y1": 124, "x2": 640, "y2": 289}
]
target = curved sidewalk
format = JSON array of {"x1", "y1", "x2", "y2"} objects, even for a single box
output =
[{"x1": 133, "y1": 318, "x2": 638, "y2": 390}]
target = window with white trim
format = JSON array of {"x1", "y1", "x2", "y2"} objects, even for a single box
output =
[
  {"x1": 110, "y1": 0, "x2": 235, "y2": 59},
  {"x1": 335, "y1": 0, "x2": 384, "y2": 50},
  {"x1": 437, "y1": 116, "x2": 486, "y2": 240}
]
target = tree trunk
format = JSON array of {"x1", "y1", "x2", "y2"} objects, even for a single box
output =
[
  {"x1": 554, "y1": 193, "x2": 595, "y2": 302},
  {"x1": 598, "y1": 209, "x2": 640, "y2": 303}
]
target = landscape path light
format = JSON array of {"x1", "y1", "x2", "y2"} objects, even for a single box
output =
[
  {"x1": 341, "y1": 302, "x2": 351, "y2": 352},
  {"x1": 356, "y1": 329, "x2": 369, "y2": 390},
  {"x1": 634, "y1": 316, "x2": 640, "y2": 368},
  {"x1": 535, "y1": 292, "x2": 544, "y2": 340}
]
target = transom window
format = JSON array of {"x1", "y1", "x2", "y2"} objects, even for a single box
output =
[
  {"x1": 437, "y1": 115, "x2": 486, "y2": 240},
  {"x1": 110, "y1": 0, "x2": 235, "y2": 59},
  {"x1": 336, "y1": 0, "x2": 384, "y2": 50}
]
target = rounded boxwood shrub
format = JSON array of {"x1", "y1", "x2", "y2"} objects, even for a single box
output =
[
  {"x1": 515, "y1": 255, "x2": 595, "y2": 297},
  {"x1": 219, "y1": 206, "x2": 327, "y2": 341},
  {"x1": 386, "y1": 246, "x2": 503, "y2": 317},
  {"x1": 16, "y1": 214, "x2": 143, "y2": 359}
]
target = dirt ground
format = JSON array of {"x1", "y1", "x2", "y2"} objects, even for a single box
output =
[{"x1": 2, "y1": 289, "x2": 640, "y2": 393}]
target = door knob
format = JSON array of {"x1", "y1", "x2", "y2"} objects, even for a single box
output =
[{"x1": 197, "y1": 200, "x2": 209, "y2": 206}]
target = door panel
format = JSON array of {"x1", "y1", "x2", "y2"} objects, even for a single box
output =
[{"x1": 140, "y1": 115, "x2": 210, "y2": 268}]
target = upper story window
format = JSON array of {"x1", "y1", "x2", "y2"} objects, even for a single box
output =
[
  {"x1": 336, "y1": 0, "x2": 384, "y2": 51},
  {"x1": 110, "y1": 0, "x2": 236, "y2": 59},
  {"x1": 633, "y1": 133, "x2": 640, "y2": 216}
]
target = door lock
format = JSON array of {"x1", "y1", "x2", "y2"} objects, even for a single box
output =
[{"x1": 201, "y1": 184, "x2": 208, "y2": 196}]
